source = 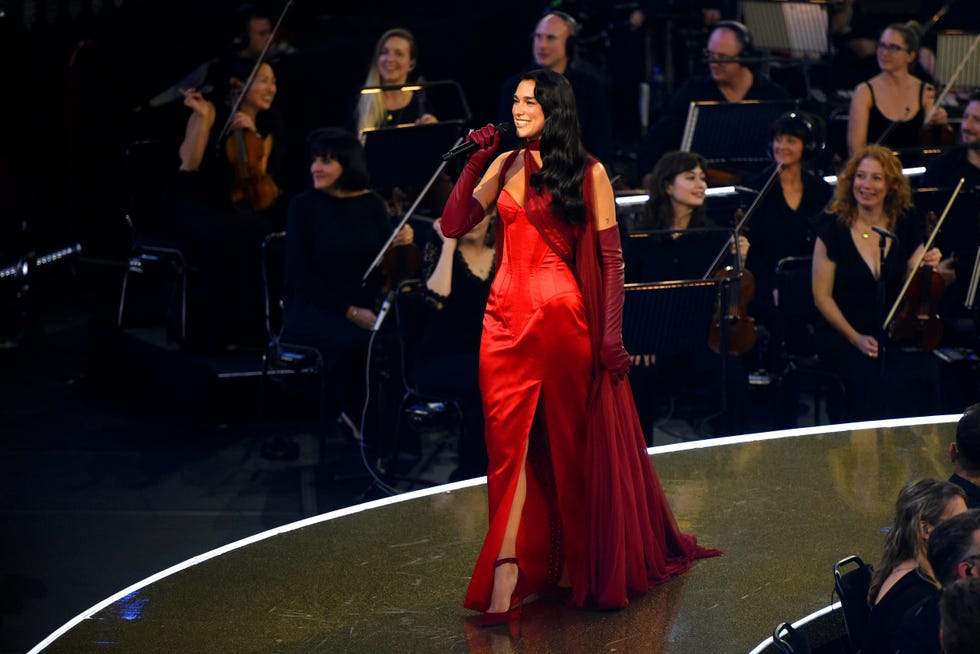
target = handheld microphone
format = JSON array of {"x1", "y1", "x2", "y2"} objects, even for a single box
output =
[
  {"x1": 871, "y1": 225, "x2": 898, "y2": 240},
  {"x1": 441, "y1": 123, "x2": 513, "y2": 161}
]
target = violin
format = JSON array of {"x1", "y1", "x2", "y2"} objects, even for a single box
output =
[
  {"x1": 883, "y1": 178, "x2": 965, "y2": 349},
  {"x1": 225, "y1": 83, "x2": 280, "y2": 212},
  {"x1": 707, "y1": 208, "x2": 757, "y2": 355},
  {"x1": 702, "y1": 164, "x2": 785, "y2": 355},
  {"x1": 214, "y1": 1, "x2": 293, "y2": 212}
]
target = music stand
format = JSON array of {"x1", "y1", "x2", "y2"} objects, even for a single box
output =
[
  {"x1": 623, "y1": 280, "x2": 718, "y2": 355},
  {"x1": 680, "y1": 100, "x2": 794, "y2": 174},
  {"x1": 936, "y1": 32, "x2": 980, "y2": 89},
  {"x1": 741, "y1": 1, "x2": 829, "y2": 57},
  {"x1": 362, "y1": 121, "x2": 464, "y2": 193}
]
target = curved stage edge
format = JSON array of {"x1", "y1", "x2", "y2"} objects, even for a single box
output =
[{"x1": 30, "y1": 415, "x2": 963, "y2": 654}]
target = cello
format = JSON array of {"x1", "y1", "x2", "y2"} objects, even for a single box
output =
[{"x1": 882, "y1": 177, "x2": 965, "y2": 349}]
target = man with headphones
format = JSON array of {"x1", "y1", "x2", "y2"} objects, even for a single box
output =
[
  {"x1": 637, "y1": 21, "x2": 791, "y2": 182},
  {"x1": 889, "y1": 509, "x2": 980, "y2": 653},
  {"x1": 495, "y1": 10, "x2": 614, "y2": 164}
]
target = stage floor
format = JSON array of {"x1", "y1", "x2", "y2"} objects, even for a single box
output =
[{"x1": 30, "y1": 416, "x2": 962, "y2": 653}]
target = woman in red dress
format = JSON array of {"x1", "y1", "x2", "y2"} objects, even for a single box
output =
[{"x1": 441, "y1": 69, "x2": 720, "y2": 625}]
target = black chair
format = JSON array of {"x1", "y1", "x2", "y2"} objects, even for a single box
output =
[
  {"x1": 259, "y1": 231, "x2": 327, "y2": 424},
  {"x1": 117, "y1": 214, "x2": 188, "y2": 342},
  {"x1": 773, "y1": 256, "x2": 844, "y2": 425},
  {"x1": 772, "y1": 622, "x2": 811, "y2": 654},
  {"x1": 833, "y1": 554, "x2": 873, "y2": 654}
]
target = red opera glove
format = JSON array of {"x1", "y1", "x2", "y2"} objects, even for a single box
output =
[
  {"x1": 441, "y1": 124, "x2": 501, "y2": 238},
  {"x1": 598, "y1": 226, "x2": 630, "y2": 383}
]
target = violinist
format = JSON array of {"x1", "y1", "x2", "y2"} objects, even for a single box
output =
[
  {"x1": 282, "y1": 128, "x2": 413, "y2": 443},
  {"x1": 846, "y1": 22, "x2": 948, "y2": 159},
  {"x1": 812, "y1": 145, "x2": 945, "y2": 422},
  {"x1": 352, "y1": 28, "x2": 437, "y2": 138},
  {"x1": 918, "y1": 91, "x2": 980, "y2": 335},
  {"x1": 165, "y1": 58, "x2": 287, "y2": 351},
  {"x1": 624, "y1": 151, "x2": 751, "y2": 436}
]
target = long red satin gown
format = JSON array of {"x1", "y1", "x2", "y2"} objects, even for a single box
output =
[{"x1": 464, "y1": 150, "x2": 720, "y2": 613}]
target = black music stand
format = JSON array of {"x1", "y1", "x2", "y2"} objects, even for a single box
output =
[
  {"x1": 623, "y1": 280, "x2": 717, "y2": 355},
  {"x1": 362, "y1": 121, "x2": 465, "y2": 194},
  {"x1": 680, "y1": 100, "x2": 794, "y2": 177}
]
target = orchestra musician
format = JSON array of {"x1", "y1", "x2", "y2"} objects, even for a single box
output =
[
  {"x1": 918, "y1": 91, "x2": 980, "y2": 341},
  {"x1": 812, "y1": 145, "x2": 946, "y2": 422},
  {"x1": 846, "y1": 22, "x2": 947, "y2": 158},
  {"x1": 625, "y1": 150, "x2": 752, "y2": 436},
  {"x1": 282, "y1": 128, "x2": 413, "y2": 445},
  {"x1": 164, "y1": 57, "x2": 287, "y2": 351},
  {"x1": 743, "y1": 111, "x2": 833, "y2": 361},
  {"x1": 352, "y1": 27, "x2": 437, "y2": 138},
  {"x1": 637, "y1": 20, "x2": 791, "y2": 183}
]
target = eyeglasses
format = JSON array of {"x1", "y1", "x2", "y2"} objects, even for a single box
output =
[{"x1": 876, "y1": 42, "x2": 909, "y2": 54}]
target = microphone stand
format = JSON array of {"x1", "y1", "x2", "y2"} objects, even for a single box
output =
[
  {"x1": 876, "y1": 227, "x2": 889, "y2": 357},
  {"x1": 361, "y1": 137, "x2": 463, "y2": 332}
]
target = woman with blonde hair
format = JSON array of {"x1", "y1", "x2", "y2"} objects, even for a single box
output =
[
  {"x1": 863, "y1": 478, "x2": 967, "y2": 654},
  {"x1": 353, "y1": 27, "x2": 436, "y2": 138}
]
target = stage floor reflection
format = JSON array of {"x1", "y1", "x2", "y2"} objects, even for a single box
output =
[{"x1": 32, "y1": 416, "x2": 961, "y2": 653}]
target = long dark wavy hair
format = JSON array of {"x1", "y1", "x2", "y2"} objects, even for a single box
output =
[
  {"x1": 638, "y1": 151, "x2": 710, "y2": 231},
  {"x1": 523, "y1": 69, "x2": 588, "y2": 225}
]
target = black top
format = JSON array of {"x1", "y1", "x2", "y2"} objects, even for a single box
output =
[
  {"x1": 864, "y1": 80, "x2": 926, "y2": 152},
  {"x1": 497, "y1": 60, "x2": 614, "y2": 164},
  {"x1": 919, "y1": 149, "x2": 980, "y2": 307},
  {"x1": 637, "y1": 73, "x2": 792, "y2": 174},
  {"x1": 284, "y1": 189, "x2": 392, "y2": 316},
  {"x1": 862, "y1": 570, "x2": 939, "y2": 654},
  {"x1": 950, "y1": 473, "x2": 980, "y2": 510},
  {"x1": 891, "y1": 592, "x2": 941, "y2": 654},
  {"x1": 417, "y1": 231, "x2": 493, "y2": 359},
  {"x1": 813, "y1": 211, "x2": 924, "y2": 340},
  {"x1": 743, "y1": 168, "x2": 833, "y2": 308}
]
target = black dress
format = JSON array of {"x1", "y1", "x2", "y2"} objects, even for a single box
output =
[{"x1": 813, "y1": 212, "x2": 942, "y2": 421}]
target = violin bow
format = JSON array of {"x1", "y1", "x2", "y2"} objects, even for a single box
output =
[
  {"x1": 881, "y1": 176, "x2": 965, "y2": 331},
  {"x1": 923, "y1": 30, "x2": 980, "y2": 127},
  {"x1": 701, "y1": 163, "x2": 782, "y2": 280},
  {"x1": 215, "y1": 0, "x2": 294, "y2": 145}
]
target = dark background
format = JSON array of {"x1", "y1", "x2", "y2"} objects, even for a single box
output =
[{"x1": 0, "y1": 0, "x2": 558, "y2": 267}]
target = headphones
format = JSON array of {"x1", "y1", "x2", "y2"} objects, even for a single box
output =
[
  {"x1": 714, "y1": 20, "x2": 755, "y2": 64},
  {"x1": 537, "y1": 9, "x2": 580, "y2": 61},
  {"x1": 771, "y1": 110, "x2": 826, "y2": 161}
]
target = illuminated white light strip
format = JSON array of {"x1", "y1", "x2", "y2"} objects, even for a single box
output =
[
  {"x1": 746, "y1": 603, "x2": 842, "y2": 654},
  {"x1": 28, "y1": 413, "x2": 962, "y2": 652},
  {"x1": 615, "y1": 186, "x2": 736, "y2": 206}
]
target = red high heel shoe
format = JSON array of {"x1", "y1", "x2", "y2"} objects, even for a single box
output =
[{"x1": 479, "y1": 557, "x2": 526, "y2": 627}]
